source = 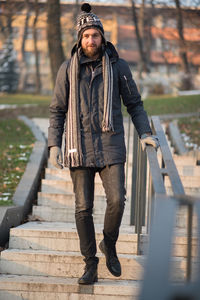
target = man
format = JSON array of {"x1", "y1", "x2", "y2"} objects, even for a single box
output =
[{"x1": 48, "y1": 3, "x2": 159, "y2": 285}]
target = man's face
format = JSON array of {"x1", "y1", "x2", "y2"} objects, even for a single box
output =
[{"x1": 81, "y1": 28, "x2": 102, "y2": 59}]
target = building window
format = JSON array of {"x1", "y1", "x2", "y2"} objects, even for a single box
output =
[
  {"x1": 24, "y1": 51, "x2": 35, "y2": 66},
  {"x1": 36, "y1": 28, "x2": 43, "y2": 40},
  {"x1": 27, "y1": 27, "x2": 33, "y2": 40},
  {"x1": 155, "y1": 37, "x2": 162, "y2": 51},
  {"x1": 165, "y1": 18, "x2": 177, "y2": 28},
  {"x1": 12, "y1": 27, "x2": 19, "y2": 39}
]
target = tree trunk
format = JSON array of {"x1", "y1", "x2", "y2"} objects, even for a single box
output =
[
  {"x1": 33, "y1": 0, "x2": 41, "y2": 94},
  {"x1": 174, "y1": 0, "x2": 192, "y2": 89},
  {"x1": 19, "y1": 0, "x2": 30, "y2": 91},
  {"x1": 0, "y1": 0, "x2": 18, "y2": 39},
  {"x1": 130, "y1": 0, "x2": 149, "y2": 74},
  {"x1": 47, "y1": 0, "x2": 65, "y2": 86},
  {"x1": 21, "y1": 0, "x2": 30, "y2": 61},
  {"x1": 146, "y1": 0, "x2": 154, "y2": 64}
]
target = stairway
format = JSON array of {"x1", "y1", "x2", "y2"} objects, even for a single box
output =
[{"x1": 0, "y1": 118, "x2": 199, "y2": 299}]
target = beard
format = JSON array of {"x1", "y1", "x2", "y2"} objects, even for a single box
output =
[{"x1": 82, "y1": 44, "x2": 102, "y2": 59}]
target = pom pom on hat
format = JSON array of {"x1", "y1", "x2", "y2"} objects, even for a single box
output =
[
  {"x1": 81, "y1": 3, "x2": 91, "y2": 13},
  {"x1": 76, "y1": 2, "x2": 105, "y2": 44}
]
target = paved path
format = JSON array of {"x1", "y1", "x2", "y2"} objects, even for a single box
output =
[
  {"x1": 158, "y1": 112, "x2": 200, "y2": 120},
  {"x1": 32, "y1": 118, "x2": 49, "y2": 139},
  {"x1": 32, "y1": 112, "x2": 200, "y2": 138}
]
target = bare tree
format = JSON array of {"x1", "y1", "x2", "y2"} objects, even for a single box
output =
[
  {"x1": 18, "y1": 0, "x2": 31, "y2": 91},
  {"x1": 21, "y1": 0, "x2": 30, "y2": 61},
  {"x1": 0, "y1": 0, "x2": 19, "y2": 39},
  {"x1": 130, "y1": 0, "x2": 150, "y2": 75},
  {"x1": 145, "y1": 0, "x2": 154, "y2": 68},
  {"x1": 0, "y1": 0, "x2": 21, "y2": 92},
  {"x1": 174, "y1": 2, "x2": 189, "y2": 65},
  {"x1": 175, "y1": 0, "x2": 193, "y2": 89},
  {"x1": 47, "y1": 0, "x2": 65, "y2": 86},
  {"x1": 33, "y1": 0, "x2": 41, "y2": 93}
]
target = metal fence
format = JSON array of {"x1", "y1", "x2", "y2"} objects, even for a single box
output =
[
  {"x1": 130, "y1": 116, "x2": 185, "y2": 249},
  {"x1": 127, "y1": 115, "x2": 200, "y2": 299},
  {"x1": 139, "y1": 194, "x2": 200, "y2": 300}
]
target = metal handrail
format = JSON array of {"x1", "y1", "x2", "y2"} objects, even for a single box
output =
[
  {"x1": 139, "y1": 194, "x2": 200, "y2": 300},
  {"x1": 129, "y1": 115, "x2": 186, "y2": 252},
  {"x1": 151, "y1": 116, "x2": 185, "y2": 195},
  {"x1": 128, "y1": 115, "x2": 199, "y2": 297}
]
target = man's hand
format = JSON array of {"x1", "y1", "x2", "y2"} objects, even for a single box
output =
[
  {"x1": 49, "y1": 146, "x2": 63, "y2": 169},
  {"x1": 141, "y1": 134, "x2": 159, "y2": 151}
]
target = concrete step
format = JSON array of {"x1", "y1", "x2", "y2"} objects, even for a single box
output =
[
  {"x1": 166, "y1": 186, "x2": 200, "y2": 197},
  {"x1": 165, "y1": 176, "x2": 200, "y2": 188},
  {"x1": 45, "y1": 168, "x2": 102, "y2": 183},
  {"x1": 8, "y1": 222, "x2": 197, "y2": 257},
  {"x1": 0, "y1": 249, "x2": 193, "y2": 281},
  {"x1": 0, "y1": 275, "x2": 140, "y2": 300},
  {"x1": 176, "y1": 165, "x2": 200, "y2": 177},
  {"x1": 37, "y1": 192, "x2": 131, "y2": 210},
  {"x1": 163, "y1": 203, "x2": 198, "y2": 229},
  {"x1": 156, "y1": 153, "x2": 197, "y2": 167},
  {"x1": 32, "y1": 206, "x2": 131, "y2": 224},
  {"x1": 45, "y1": 168, "x2": 133, "y2": 188},
  {"x1": 9, "y1": 222, "x2": 143, "y2": 255},
  {"x1": 172, "y1": 155, "x2": 198, "y2": 166},
  {"x1": 37, "y1": 192, "x2": 76, "y2": 208},
  {"x1": 33, "y1": 202, "x2": 197, "y2": 229},
  {"x1": 41, "y1": 179, "x2": 105, "y2": 195}
]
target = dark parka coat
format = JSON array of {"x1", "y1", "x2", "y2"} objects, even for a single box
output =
[{"x1": 48, "y1": 42, "x2": 152, "y2": 168}]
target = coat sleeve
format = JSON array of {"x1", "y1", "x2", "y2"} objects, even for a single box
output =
[
  {"x1": 117, "y1": 59, "x2": 152, "y2": 137},
  {"x1": 48, "y1": 61, "x2": 69, "y2": 148}
]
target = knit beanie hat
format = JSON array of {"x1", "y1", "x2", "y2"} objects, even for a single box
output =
[{"x1": 76, "y1": 3, "x2": 105, "y2": 44}]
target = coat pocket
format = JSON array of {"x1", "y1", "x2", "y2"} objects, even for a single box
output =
[{"x1": 123, "y1": 75, "x2": 132, "y2": 95}]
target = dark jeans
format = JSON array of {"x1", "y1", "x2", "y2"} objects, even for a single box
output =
[{"x1": 70, "y1": 163, "x2": 126, "y2": 264}]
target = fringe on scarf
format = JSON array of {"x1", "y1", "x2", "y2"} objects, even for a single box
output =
[{"x1": 66, "y1": 50, "x2": 83, "y2": 167}]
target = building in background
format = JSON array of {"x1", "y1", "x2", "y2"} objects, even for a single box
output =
[{"x1": 0, "y1": 0, "x2": 200, "y2": 94}]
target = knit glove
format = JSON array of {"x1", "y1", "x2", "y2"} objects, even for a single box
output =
[
  {"x1": 141, "y1": 134, "x2": 159, "y2": 151},
  {"x1": 49, "y1": 146, "x2": 63, "y2": 169}
]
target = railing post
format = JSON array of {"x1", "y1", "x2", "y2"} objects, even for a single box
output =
[
  {"x1": 146, "y1": 171, "x2": 154, "y2": 234},
  {"x1": 125, "y1": 116, "x2": 131, "y2": 191},
  {"x1": 135, "y1": 136, "x2": 142, "y2": 233},
  {"x1": 186, "y1": 203, "x2": 193, "y2": 282},
  {"x1": 130, "y1": 126, "x2": 147, "y2": 255},
  {"x1": 139, "y1": 195, "x2": 178, "y2": 300},
  {"x1": 130, "y1": 126, "x2": 138, "y2": 226},
  {"x1": 140, "y1": 195, "x2": 200, "y2": 300},
  {"x1": 140, "y1": 148, "x2": 147, "y2": 227}
]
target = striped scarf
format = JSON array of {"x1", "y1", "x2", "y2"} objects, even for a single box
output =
[{"x1": 65, "y1": 49, "x2": 114, "y2": 168}]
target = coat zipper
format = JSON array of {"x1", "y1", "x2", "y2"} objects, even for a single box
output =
[
  {"x1": 90, "y1": 65, "x2": 95, "y2": 88},
  {"x1": 89, "y1": 66, "x2": 96, "y2": 163},
  {"x1": 124, "y1": 75, "x2": 131, "y2": 95}
]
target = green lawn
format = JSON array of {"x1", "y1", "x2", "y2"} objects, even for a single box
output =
[
  {"x1": 0, "y1": 93, "x2": 199, "y2": 206},
  {"x1": 144, "y1": 94, "x2": 200, "y2": 116},
  {"x1": 0, "y1": 119, "x2": 35, "y2": 206},
  {"x1": 0, "y1": 93, "x2": 200, "y2": 116},
  {"x1": 0, "y1": 93, "x2": 51, "y2": 105}
]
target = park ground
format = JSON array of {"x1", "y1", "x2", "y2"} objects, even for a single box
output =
[{"x1": 0, "y1": 93, "x2": 200, "y2": 206}]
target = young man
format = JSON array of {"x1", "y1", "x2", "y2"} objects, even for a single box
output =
[{"x1": 48, "y1": 3, "x2": 159, "y2": 285}]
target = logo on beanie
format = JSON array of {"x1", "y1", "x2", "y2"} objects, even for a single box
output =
[{"x1": 76, "y1": 3, "x2": 104, "y2": 39}]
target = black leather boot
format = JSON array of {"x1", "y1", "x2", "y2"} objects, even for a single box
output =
[
  {"x1": 99, "y1": 239, "x2": 121, "y2": 277},
  {"x1": 78, "y1": 259, "x2": 98, "y2": 285}
]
